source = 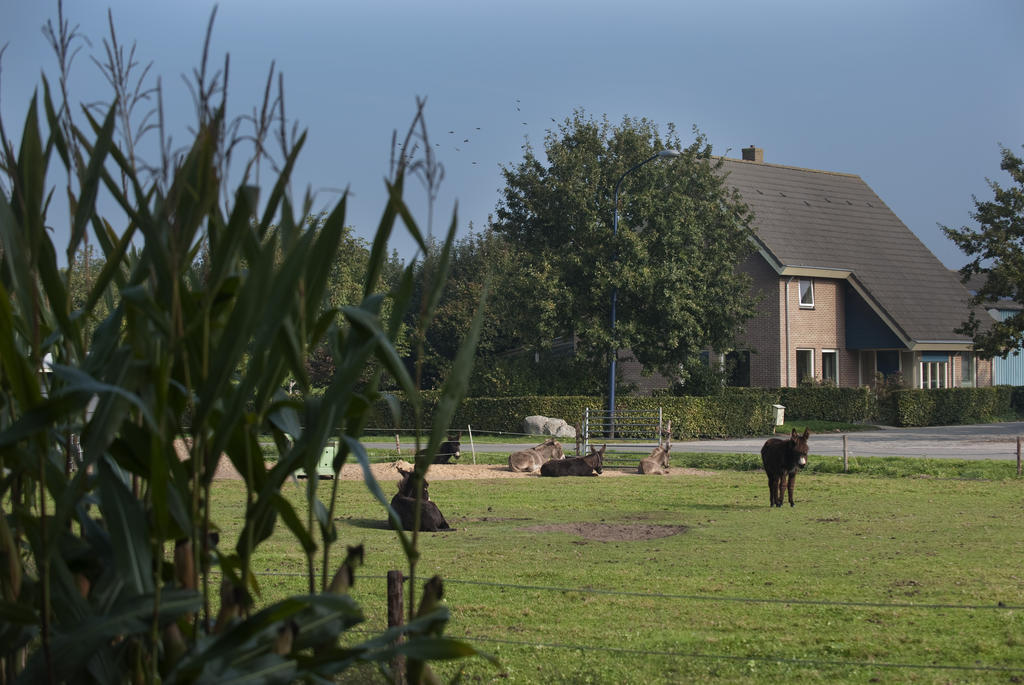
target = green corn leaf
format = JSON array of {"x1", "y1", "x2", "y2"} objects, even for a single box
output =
[
  {"x1": 82, "y1": 216, "x2": 134, "y2": 313},
  {"x1": 51, "y1": 363, "x2": 159, "y2": 433},
  {"x1": 0, "y1": 281, "x2": 42, "y2": 408},
  {"x1": 417, "y1": 210, "x2": 457, "y2": 334},
  {"x1": 69, "y1": 102, "x2": 116, "y2": 260},
  {"x1": 258, "y1": 131, "x2": 307, "y2": 232},
  {"x1": 273, "y1": 492, "x2": 316, "y2": 554},
  {"x1": 343, "y1": 436, "x2": 415, "y2": 559},
  {"x1": 396, "y1": 635, "x2": 495, "y2": 662},
  {"x1": 16, "y1": 95, "x2": 47, "y2": 255},
  {"x1": 97, "y1": 458, "x2": 153, "y2": 595},
  {"x1": 363, "y1": 175, "x2": 404, "y2": 298},
  {"x1": 0, "y1": 599, "x2": 38, "y2": 625},
  {"x1": 0, "y1": 186, "x2": 38, "y2": 331},
  {"x1": 19, "y1": 589, "x2": 201, "y2": 684},
  {"x1": 40, "y1": 78, "x2": 70, "y2": 169}
]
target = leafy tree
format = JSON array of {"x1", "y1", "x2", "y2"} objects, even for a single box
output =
[
  {"x1": 943, "y1": 144, "x2": 1024, "y2": 357},
  {"x1": 492, "y1": 110, "x2": 758, "y2": 389},
  {"x1": 65, "y1": 243, "x2": 115, "y2": 343}
]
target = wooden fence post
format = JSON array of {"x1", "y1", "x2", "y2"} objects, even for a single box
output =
[
  {"x1": 843, "y1": 435, "x2": 849, "y2": 473},
  {"x1": 387, "y1": 570, "x2": 406, "y2": 684},
  {"x1": 394, "y1": 433, "x2": 401, "y2": 457},
  {"x1": 1017, "y1": 436, "x2": 1021, "y2": 477}
]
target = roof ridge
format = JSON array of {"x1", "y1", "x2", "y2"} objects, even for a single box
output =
[{"x1": 717, "y1": 155, "x2": 860, "y2": 179}]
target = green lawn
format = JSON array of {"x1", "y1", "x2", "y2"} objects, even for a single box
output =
[{"x1": 210, "y1": 463, "x2": 1024, "y2": 684}]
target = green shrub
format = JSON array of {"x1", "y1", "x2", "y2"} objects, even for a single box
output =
[
  {"x1": 892, "y1": 386, "x2": 1014, "y2": 426},
  {"x1": 1009, "y1": 385, "x2": 1024, "y2": 417},
  {"x1": 369, "y1": 390, "x2": 778, "y2": 438},
  {"x1": 778, "y1": 386, "x2": 873, "y2": 422}
]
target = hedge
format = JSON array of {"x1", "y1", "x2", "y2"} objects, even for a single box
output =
[
  {"x1": 890, "y1": 386, "x2": 1015, "y2": 426},
  {"x1": 367, "y1": 390, "x2": 779, "y2": 439},
  {"x1": 777, "y1": 386, "x2": 873, "y2": 423},
  {"x1": 363, "y1": 385, "x2": 1016, "y2": 438}
]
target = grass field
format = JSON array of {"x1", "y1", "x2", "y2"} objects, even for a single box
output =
[{"x1": 210, "y1": 459, "x2": 1024, "y2": 684}]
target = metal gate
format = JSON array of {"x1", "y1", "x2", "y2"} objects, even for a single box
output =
[{"x1": 581, "y1": 407, "x2": 666, "y2": 469}]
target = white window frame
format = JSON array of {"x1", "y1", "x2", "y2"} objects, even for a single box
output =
[
  {"x1": 798, "y1": 278, "x2": 814, "y2": 308},
  {"x1": 822, "y1": 349, "x2": 838, "y2": 384},
  {"x1": 796, "y1": 348, "x2": 814, "y2": 384},
  {"x1": 919, "y1": 361, "x2": 949, "y2": 389}
]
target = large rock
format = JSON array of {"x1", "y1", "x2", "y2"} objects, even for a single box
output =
[{"x1": 523, "y1": 415, "x2": 577, "y2": 439}]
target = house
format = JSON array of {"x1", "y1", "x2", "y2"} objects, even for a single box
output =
[{"x1": 621, "y1": 146, "x2": 991, "y2": 392}]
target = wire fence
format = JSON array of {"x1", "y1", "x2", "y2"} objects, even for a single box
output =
[
  {"x1": 211, "y1": 569, "x2": 1024, "y2": 677},
  {"x1": 348, "y1": 630, "x2": 1024, "y2": 678}
]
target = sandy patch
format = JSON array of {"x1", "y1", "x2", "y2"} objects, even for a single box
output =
[{"x1": 174, "y1": 441, "x2": 716, "y2": 481}]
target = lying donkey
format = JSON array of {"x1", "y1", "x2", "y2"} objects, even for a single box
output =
[
  {"x1": 508, "y1": 438, "x2": 564, "y2": 472},
  {"x1": 638, "y1": 442, "x2": 670, "y2": 475},
  {"x1": 540, "y1": 444, "x2": 605, "y2": 477},
  {"x1": 390, "y1": 467, "x2": 451, "y2": 531}
]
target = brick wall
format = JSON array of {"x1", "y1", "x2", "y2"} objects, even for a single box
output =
[
  {"x1": 736, "y1": 255, "x2": 784, "y2": 386},
  {"x1": 736, "y1": 256, "x2": 861, "y2": 387}
]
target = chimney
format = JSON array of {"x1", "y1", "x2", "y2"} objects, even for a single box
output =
[{"x1": 742, "y1": 145, "x2": 764, "y2": 163}]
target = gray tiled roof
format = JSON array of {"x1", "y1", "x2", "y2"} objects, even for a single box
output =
[{"x1": 719, "y1": 157, "x2": 975, "y2": 345}]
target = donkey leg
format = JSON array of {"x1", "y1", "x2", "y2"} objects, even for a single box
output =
[
  {"x1": 786, "y1": 472, "x2": 797, "y2": 507},
  {"x1": 766, "y1": 474, "x2": 776, "y2": 507}
]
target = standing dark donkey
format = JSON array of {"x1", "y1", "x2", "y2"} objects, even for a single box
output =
[
  {"x1": 540, "y1": 444, "x2": 605, "y2": 477},
  {"x1": 415, "y1": 432, "x2": 461, "y2": 464},
  {"x1": 760, "y1": 428, "x2": 810, "y2": 507},
  {"x1": 390, "y1": 468, "x2": 451, "y2": 531}
]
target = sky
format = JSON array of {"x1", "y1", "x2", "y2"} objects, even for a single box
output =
[{"x1": 2, "y1": 0, "x2": 1022, "y2": 269}]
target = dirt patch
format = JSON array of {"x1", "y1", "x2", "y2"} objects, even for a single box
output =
[
  {"x1": 524, "y1": 522, "x2": 688, "y2": 542},
  {"x1": 173, "y1": 441, "x2": 717, "y2": 481},
  {"x1": 301, "y1": 460, "x2": 714, "y2": 481}
]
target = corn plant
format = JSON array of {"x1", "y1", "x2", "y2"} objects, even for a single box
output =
[{"x1": 0, "y1": 7, "x2": 491, "y2": 683}]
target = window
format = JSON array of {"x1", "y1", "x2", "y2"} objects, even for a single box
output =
[
  {"x1": 919, "y1": 354, "x2": 949, "y2": 389},
  {"x1": 822, "y1": 350, "x2": 838, "y2": 385},
  {"x1": 796, "y1": 349, "x2": 814, "y2": 384},
  {"x1": 725, "y1": 350, "x2": 751, "y2": 387},
  {"x1": 798, "y1": 279, "x2": 814, "y2": 307},
  {"x1": 961, "y1": 353, "x2": 976, "y2": 388}
]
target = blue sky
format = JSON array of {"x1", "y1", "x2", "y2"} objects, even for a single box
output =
[{"x1": 2, "y1": 0, "x2": 1022, "y2": 268}]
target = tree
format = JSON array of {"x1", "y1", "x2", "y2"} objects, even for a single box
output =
[
  {"x1": 943, "y1": 144, "x2": 1024, "y2": 357},
  {"x1": 65, "y1": 243, "x2": 115, "y2": 343},
  {"x1": 492, "y1": 109, "x2": 758, "y2": 387}
]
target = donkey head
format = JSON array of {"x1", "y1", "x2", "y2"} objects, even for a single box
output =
[
  {"x1": 789, "y1": 428, "x2": 810, "y2": 469},
  {"x1": 585, "y1": 444, "x2": 606, "y2": 474},
  {"x1": 396, "y1": 467, "x2": 429, "y2": 499}
]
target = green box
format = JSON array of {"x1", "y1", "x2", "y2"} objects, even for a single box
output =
[{"x1": 300, "y1": 441, "x2": 338, "y2": 479}]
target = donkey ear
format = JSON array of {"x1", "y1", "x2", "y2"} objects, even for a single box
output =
[
  {"x1": 790, "y1": 428, "x2": 799, "y2": 439},
  {"x1": 802, "y1": 428, "x2": 810, "y2": 439}
]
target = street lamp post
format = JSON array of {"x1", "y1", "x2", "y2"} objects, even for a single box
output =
[{"x1": 608, "y1": 149, "x2": 681, "y2": 436}]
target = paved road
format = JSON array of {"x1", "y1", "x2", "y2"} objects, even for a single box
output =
[
  {"x1": 674, "y1": 422, "x2": 1024, "y2": 461},
  {"x1": 371, "y1": 422, "x2": 1024, "y2": 461}
]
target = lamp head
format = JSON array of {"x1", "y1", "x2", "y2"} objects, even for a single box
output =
[{"x1": 657, "y1": 149, "x2": 682, "y2": 159}]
